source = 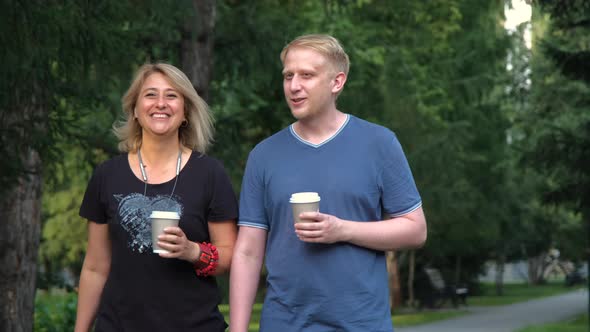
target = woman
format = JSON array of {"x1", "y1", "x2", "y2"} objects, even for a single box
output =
[{"x1": 74, "y1": 63, "x2": 238, "y2": 331}]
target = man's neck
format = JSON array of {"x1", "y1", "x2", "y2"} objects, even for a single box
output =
[{"x1": 294, "y1": 110, "x2": 347, "y2": 145}]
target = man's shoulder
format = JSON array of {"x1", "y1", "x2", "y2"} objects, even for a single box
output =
[
  {"x1": 251, "y1": 126, "x2": 291, "y2": 154},
  {"x1": 348, "y1": 115, "x2": 397, "y2": 141}
]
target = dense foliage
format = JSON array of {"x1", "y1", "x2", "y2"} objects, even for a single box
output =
[
  {"x1": 1, "y1": 0, "x2": 584, "y2": 313},
  {"x1": 523, "y1": 0, "x2": 590, "y2": 263},
  {"x1": 34, "y1": 290, "x2": 77, "y2": 332}
]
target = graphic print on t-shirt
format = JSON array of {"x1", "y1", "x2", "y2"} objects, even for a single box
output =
[{"x1": 115, "y1": 193, "x2": 183, "y2": 253}]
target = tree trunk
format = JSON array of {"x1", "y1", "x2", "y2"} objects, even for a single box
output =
[
  {"x1": 0, "y1": 148, "x2": 42, "y2": 332},
  {"x1": 386, "y1": 251, "x2": 402, "y2": 312},
  {"x1": 407, "y1": 250, "x2": 416, "y2": 307},
  {"x1": 528, "y1": 253, "x2": 547, "y2": 285},
  {"x1": 587, "y1": 218, "x2": 590, "y2": 332},
  {"x1": 495, "y1": 254, "x2": 505, "y2": 296},
  {"x1": 181, "y1": 0, "x2": 216, "y2": 102},
  {"x1": 454, "y1": 255, "x2": 462, "y2": 285}
]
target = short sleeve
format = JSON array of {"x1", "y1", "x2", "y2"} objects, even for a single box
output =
[
  {"x1": 237, "y1": 148, "x2": 269, "y2": 230},
  {"x1": 79, "y1": 163, "x2": 108, "y2": 223},
  {"x1": 380, "y1": 133, "x2": 422, "y2": 217},
  {"x1": 206, "y1": 159, "x2": 239, "y2": 222}
]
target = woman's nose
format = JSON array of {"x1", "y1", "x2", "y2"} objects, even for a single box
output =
[{"x1": 156, "y1": 95, "x2": 166, "y2": 108}]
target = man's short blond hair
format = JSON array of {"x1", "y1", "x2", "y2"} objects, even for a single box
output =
[{"x1": 280, "y1": 34, "x2": 350, "y2": 76}]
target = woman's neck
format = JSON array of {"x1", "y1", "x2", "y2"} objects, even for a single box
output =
[{"x1": 139, "y1": 135, "x2": 183, "y2": 169}]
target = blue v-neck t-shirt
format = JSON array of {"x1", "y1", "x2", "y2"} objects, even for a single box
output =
[{"x1": 239, "y1": 114, "x2": 422, "y2": 332}]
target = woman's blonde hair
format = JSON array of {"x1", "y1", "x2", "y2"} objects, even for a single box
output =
[{"x1": 113, "y1": 63, "x2": 214, "y2": 153}]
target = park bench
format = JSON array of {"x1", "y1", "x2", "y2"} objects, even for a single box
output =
[{"x1": 416, "y1": 267, "x2": 469, "y2": 309}]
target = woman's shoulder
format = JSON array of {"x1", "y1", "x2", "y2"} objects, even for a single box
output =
[
  {"x1": 93, "y1": 153, "x2": 129, "y2": 174},
  {"x1": 187, "y1": 151, "x2": 227, "y2": 171}
]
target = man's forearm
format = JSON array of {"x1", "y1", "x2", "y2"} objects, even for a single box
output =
[
  {"x1": 229, "y1": 253, "x2": 264, "y2": 332},
  {"x1": 343, "y1": 208, "x2": 427, "y2": 251}
]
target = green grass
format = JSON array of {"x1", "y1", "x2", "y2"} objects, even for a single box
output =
[
  {"x1": 219, "y1": 304, "x2": 261, "y2": 332},
  {"x1": 392, "y1": 310, "x2": 468, "y2": 327},
  {"x1": 218, "y1": 282, "x2": 584, "y2": 329},
  {"x1": 35, "y1": 281, "x2": 585, "y2": 331},
  {"x1": 469, "y1": 282, "x2": 585, "y2": 306},
  {"x1": 515, "y1": 313, "x2": 588, "y2": 332},
  {"x1": 389, "y1": 281, "x2": 579, "y2": 327}
]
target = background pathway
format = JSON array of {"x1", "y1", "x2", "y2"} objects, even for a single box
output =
[{"x1": 395, "y1": 289, "x2": 588, "y2": 332}]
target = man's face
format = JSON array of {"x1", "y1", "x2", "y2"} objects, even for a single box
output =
[{"x1": 282, "y1": 47, "x2": 339, "y2": 121}]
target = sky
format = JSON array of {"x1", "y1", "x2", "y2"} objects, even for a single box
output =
[{"x1": 504, "y1": 0, "x2": 532, "y2": 48}]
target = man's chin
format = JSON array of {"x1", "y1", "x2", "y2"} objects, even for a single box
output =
[{"x1": 290, "y1": 108, "x2": 307, "y2": 120}]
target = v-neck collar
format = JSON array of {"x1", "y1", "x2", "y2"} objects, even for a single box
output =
[{"x1": 289, "y1": 114, "x2": 350, "y2": 148}]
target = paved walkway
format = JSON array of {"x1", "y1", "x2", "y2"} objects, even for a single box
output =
[{"x1": 396, "y1": 289, "x2": 588, "y2": 332}]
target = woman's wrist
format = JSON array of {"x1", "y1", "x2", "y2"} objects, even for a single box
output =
[
  {"x1": 193, "y1": 242, "x2": 219, "y2": 276},
  {"x1": 188, "y1": 241, "x2": 201, "y2": 265}
]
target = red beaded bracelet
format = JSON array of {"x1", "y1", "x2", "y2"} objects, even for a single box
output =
[{"x1": 195, "y1": 242, "x2": 219, "y2": 277}]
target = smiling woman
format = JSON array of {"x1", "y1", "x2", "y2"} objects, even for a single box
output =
[
  {"x1": 134, "y1": 72, "x2": 186, "y2": 139},
  {"x1": 115, "y1": 63, "x2": 214, "y2": 154},
  {"x1": 74, "y1": 63, "x2": 239, "y2": 332}
]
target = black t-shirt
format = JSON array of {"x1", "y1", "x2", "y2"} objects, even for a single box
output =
[{"x1": 80, "y1": 152, "x2": 238, "y2": 332}]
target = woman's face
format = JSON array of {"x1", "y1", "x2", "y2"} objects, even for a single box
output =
[{"x1": 135, "y1": 72, "x2": 185, "y2": 140}]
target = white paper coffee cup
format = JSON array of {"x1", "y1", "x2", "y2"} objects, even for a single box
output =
[
  {"x1": 150, "y1": 211, "x2": 180, "y2": 253},
  {"x1": 290, "y1": 192, "x2": 320, "y2": 223}
]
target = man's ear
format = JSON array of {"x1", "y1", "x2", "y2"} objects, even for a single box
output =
[{"x1": 332, "y1": 72, "x2": 347, "y2": 94}]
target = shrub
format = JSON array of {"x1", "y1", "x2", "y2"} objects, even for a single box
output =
[{"x1": 34, "y1": 289, "x2": 77, "y2": 332}]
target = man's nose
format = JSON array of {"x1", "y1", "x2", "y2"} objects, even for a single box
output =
[{"x1": 289, "y1": 76, "x2": 302, "y2": 91}]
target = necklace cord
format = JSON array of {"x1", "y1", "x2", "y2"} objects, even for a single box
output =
[{"x1": 137, "y1": 148, "x2": 182, "y2": 199}]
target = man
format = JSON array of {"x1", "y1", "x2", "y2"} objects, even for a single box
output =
[{"x1": 230, "y1": 34, "x2": 427, "y2": 332}]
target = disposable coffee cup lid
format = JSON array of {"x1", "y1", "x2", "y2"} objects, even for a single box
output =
[
  {"x1": 289, "y1": 192, "x2": 321, "y2": 203},
  {"x1": 149, "y1": 211, "x2": 180, "y2": 219}
]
